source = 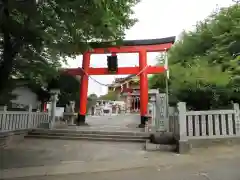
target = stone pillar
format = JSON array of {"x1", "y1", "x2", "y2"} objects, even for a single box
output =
[
  {"x1": 116, "y1": 106, "x2": 119, "y2": 114},
  {"x1": 0, "y1": 106, "x2": 7, "y2": 130},
  {"x1": 177, "y1": 102, "x2": 190, "y2": 154},
  {"x1": 27, "y1": 105, "x2": 32, "y2": 129},
  {"x1": 233, "y1": 103, "x2": 240, "y2": 136},
  {"x1": 50, "y1": 93, "x2": 58, "y2": 129},
  {"x1": 109, "y1": 107, "x2": 112, "y2": 116},
  {"x1": 178, "y1": 102, "x2": 187, "y2": 140},
  {"x1": 70, "y1": 116, "x2": 75, "y2": 125},
  {"x1": 69, "y1": 101, "x2": 76, "y2": 125},
  {"x1": 126, "y1": 95, "x2": 131, "y2": 113},
  {"x1": 0, "y1": 106, "x2": 7, "y2": 111}
]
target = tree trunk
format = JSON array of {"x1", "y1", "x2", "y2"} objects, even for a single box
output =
[
  {"x1": 0, "y1": 1, "x2": 13, "y2": 96},
  {"x1": 0, "y1": 2, "x2": 21, "y2": 97},
  {"x1": 0, "y1": 33, "x2": 14, "y2": 92}
]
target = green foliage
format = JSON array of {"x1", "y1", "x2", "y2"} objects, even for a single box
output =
[
  {"x1": 88, "y1": 94, "x2": 98, "y2": 100},
  {"x1": 54, "y1": 74, "x2": 80, "y2": 109},
  {"x1": 99, "y1": 91, "x2": 118, "y2": 101},
  {"x1": 149, "y1": 3, "x2": 240, "y2": 110},
  {"x1": 0, "y1": 0, "x2": 139, "y2": 97},
  {"x1": 169, "y1": 4, "x2": 240, "y2": 67},
  {"x1": 87, "y1": 93, "x2": 98, "y2": 112}
]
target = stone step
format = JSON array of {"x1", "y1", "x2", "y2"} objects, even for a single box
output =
[
  {"x1": 28, "y1": 131, "x2": 149, "y2": 140},
  {"x1": 25, "y1": 134, "x2": 147, "y2": 143},
  {"x1": 30, "y1": 128, "x2": 149, "y2": 137}
]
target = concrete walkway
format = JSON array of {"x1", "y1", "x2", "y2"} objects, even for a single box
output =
[
  {"x1": 1, "y1": 114, "x2": 143, "y2": 170},
  {"x1": 1, "y1": 114, "x2": 240, "y2": 179},
  {"x1": 77, "y1": 114, "x2": 142, "y2": 131},
  {"x1": 1, "y1": 141, "x2": 240, "y2": 179},
  {"x1": 56, "y1": 114, "x2": 142, "y2": 132},
  {"x1": 0, "y1": 139, "x2": 147, "y2": 169},
  {"x1": 9, "y1": 157, "x2": 240, "y2": 180}
]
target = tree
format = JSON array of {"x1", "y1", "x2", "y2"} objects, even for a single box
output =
[
  {"x1": 46, "y1": 73, "x2": 80, "y2": 110},
  {"x1": 87, "y1": 93, "x2": 98, "y2": 112},
  {"x1": 168, "y1": 3, "x2": 240, "y2": 68},
  {"x1": 0, "y1": 0, "x2": 139, "y2": 96},
  {"x1": 149, "y1": 3, "x2": 240, "y2": 109},
  {"x1": 99, "y1": 91, "x2": 118, "y2": 101},
  {"x1": 169, "y1": 62, "x2": 231, "y2": 109},
  {"x1": 88, "y1": 93, "x2": 98, "y2": 100},
  {"x1": 0, "y1": 80, "x2": 17, "y2": 105}
]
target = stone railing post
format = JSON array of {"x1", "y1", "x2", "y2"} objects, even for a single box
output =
[
  {"x1": 51, "y1": 95, "x2": 56, "y2": 128},
  {"x1": 177, "y1": 102, "x2": 190, "y2": 153},
  {"x1": 233, "y1": 103, "x2": 240, "y2": 136},
  {"x1": 27, "y1": 105, "x2": 32, "y2": 129},
  {"x1": 0, "y1": 106, "x2": 7, "y2": 131},
  {"x1": 50, "y1": 92, "x2": 60, "y2": 129},
  {"x1": 177, "y1": 102, "x2": 187, "y2": 141}
]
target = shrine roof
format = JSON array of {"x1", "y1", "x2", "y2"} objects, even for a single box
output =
[{"x1": 113, "y1": 74, "x2": 139, "y2": 84}]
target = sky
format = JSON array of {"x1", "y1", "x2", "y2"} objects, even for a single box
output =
[{"x1": 64, "y1": 0, "x2": 234, "y2": 96}]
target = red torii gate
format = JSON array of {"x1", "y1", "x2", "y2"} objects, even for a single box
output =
[{"x1": 64, "y1": 36, "x2": 175, "y2": 127}]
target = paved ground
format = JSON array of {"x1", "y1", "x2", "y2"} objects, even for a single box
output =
[
  {"x1": 0, "y1": 114, "x2": 143, "y2": 170},
  {"x1": 0, "y1": 139, "x2": 147, "y2": 169},
  {"x1": 2, "y1": 144, "x2": 240, "y2": 180},
  {"x1": 1, "y1": 114, "x2": 240, "y2": 179},
  {"x1": 86, "y1": 114, "x2": 139, "y2": 129},
  {"x1": 10, "y1": 157, "x2": 240, "y2": 180},
  {"x1": 58, "y1": 114, "x2": 143, "y2": 132},
  {"x1": 1, "y1": 139, "x2": 240, "y2": 179}
]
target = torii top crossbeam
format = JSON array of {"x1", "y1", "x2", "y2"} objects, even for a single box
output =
[
  {"x1": 87, "y1": 36, "x2": 175, "y2": 54},
  {"x1": 66, "y1": 36, "x2": 175, "y2": 76},
  {"x1": 64, "y1": 36, "x2": 175, "y2": 127}
]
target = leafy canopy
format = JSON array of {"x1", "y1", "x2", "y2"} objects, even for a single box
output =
[
  {"x1": 99, "y1": 91, "x2": 119, "y2": 101},
  {"x1": 149, "y1": 3, "x2": 240, "y2": 110},
  {"x1": 0, "y1": 0, "x2": 139, "y2": 95},
  {"x1": 0, "y1": 0, "x2": 139, "y2": 105}
]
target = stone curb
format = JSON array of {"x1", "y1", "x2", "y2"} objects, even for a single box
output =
[{"x1": 31, "y1": 128, "x2": 149, "y2": 136}]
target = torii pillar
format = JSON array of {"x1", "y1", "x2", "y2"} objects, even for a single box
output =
[
  {"x1": 139, "y1": 50, "x2": 148, "y2": 126},
  {"x1": 78, "y1": 52, "x2": 90, "y2": 125}
]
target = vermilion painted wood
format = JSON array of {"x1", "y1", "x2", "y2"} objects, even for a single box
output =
[
  {"x1": 87, "y1": 43, "x2": 172, "y2": 54},
  {"x1": 63, "y1": 66, "x2": 166, "y2": 76},
  {"x1": 62, "y1": 68, "x2": 84, "y2": 76},
  {"x1": 139, "y1": 50, "x2": 148, "y2": 116},
  {"x1": 79, "y1": 53, "x2": 90, "y2": 115},
  {"x1": 64, "y1": 36, "x2": 175, "y2": 119}
]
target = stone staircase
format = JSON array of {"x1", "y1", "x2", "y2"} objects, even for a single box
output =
[
  {"x1": 26, "y1": 129, "x2": 150, "y2": 143},
  {"x1": 26, "y1": 129, "x2": 179, "y2": 152}
]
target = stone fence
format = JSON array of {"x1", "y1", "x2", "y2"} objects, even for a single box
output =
[
  {"x1": 169, "y1": 102, "x2": 240, "y2": 152},
  {"x1": 0, "y1": 105, "x2": 50, "y2": 148},
  {"x1": 0, "y1": 105, "x2": 50, "y2": 132}
]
